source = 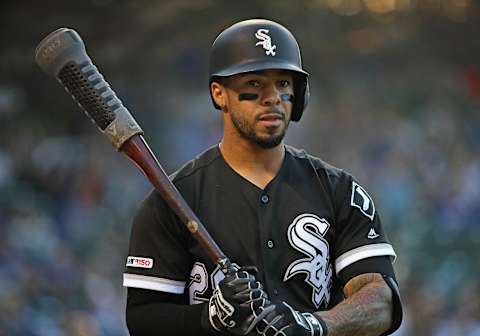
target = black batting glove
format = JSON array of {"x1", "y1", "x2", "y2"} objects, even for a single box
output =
[
  {"x1": 253, "y1": 301, "x2": 327, "y2": 336},
  {"x1": 201, "y1": 266, "x2": 273, "y2": 335}
]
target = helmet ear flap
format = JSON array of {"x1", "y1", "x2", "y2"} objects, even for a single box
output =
[{"x1": 291, "y1": 75, "x2": 309, "y2": 122}]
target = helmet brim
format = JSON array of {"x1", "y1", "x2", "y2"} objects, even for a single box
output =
[{"x1": 210, "y1": 59, "x2": 309, "y2": 78}]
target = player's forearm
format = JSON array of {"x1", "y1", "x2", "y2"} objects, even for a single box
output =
[
  {"x1": 126, "y1": 301, "x2": 211, "y2": 336},
  {"x1": 315, "y1": 274, "x2": 393, "y2": 336}
]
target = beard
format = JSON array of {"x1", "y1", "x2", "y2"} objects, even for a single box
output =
[{"x1": 229, "y1": 109, "x2": 289, "y2": 149}]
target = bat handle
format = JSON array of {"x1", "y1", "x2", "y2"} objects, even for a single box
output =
[
  {"x1": 218, "y1": 258, "x2": 236, "y2": 275},
  {"x1": 120, "y1": 134, "x2": 230, "y2": 266}
]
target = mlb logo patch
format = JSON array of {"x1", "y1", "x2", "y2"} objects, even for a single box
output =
[
  {"x1": 126, "y1": 256, "x2": 153, "y2": 269},
  {"x1": 350, "y1": 182, "x2": 375, "y2": 221}
]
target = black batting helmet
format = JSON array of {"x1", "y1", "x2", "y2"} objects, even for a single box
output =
[{"x1": 209, "y1": 19, "x2": 309, "y2": 122}]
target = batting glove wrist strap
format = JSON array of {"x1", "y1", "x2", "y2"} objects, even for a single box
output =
[
  {"x1": 253, "y1": 302, "x2": 327, "y2": 336},
  {"x1": 302, "y1": 312, "x2": 326, "y2": 336},
  {"x1": 208, "y1": 287, "x2": 235, "y2": 331}
]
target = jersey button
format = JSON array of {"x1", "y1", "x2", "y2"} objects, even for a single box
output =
[
  {"x1": 261, "y1": 194, "x2": 269, "y2": 204},
  {"x1": 273, "y1": 288, "x2": 279, "y2": 296},
  {"x1": 267, "y1": 240, "x2": 274, "y2": 248}
]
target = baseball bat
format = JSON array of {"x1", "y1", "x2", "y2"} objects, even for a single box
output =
[{"x1": 35, "y1": 28, "x2": 233, "y2": 274}]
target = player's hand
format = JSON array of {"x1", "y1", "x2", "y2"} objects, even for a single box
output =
[
  {"x1": 202, "y1": 266, "x2": 272, "y2": 335},
  {"x1": 253, "y1": 301, "x2": 326, "y2": 336}
]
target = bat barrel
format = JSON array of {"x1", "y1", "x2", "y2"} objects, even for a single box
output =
[{"x1": 35, "y1": 28, "x2": 84, "y2": 78}]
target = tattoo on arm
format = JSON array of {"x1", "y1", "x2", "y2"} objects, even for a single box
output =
[
  {"x1": 343, "y1": 273, "x2": 379, "y2": 297},
  {"x1": 316, "y1": 273, "x2": 393, "y2": 336}
]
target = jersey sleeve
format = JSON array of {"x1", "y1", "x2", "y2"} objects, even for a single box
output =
[
  {"x1": 332, "y1": 172, "x2": 397, "y2": 283},
  {"x1": 123, "y1": 190, "x2": 191, "y2": 294}
]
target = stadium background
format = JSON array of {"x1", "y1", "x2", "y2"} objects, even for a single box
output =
[{"x1": 1, "y1": 1, "x2": 479, "y2": 335}]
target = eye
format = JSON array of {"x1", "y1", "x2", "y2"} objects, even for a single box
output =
[
  {"x1": 247, "y1": 80, "x2": 260, "y2": 87},
  {"x1": 279, "y1": 80, "x2": 291, "y2": 87}
]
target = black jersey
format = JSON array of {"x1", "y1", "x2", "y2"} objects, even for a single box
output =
[{"x1": 123, "y1": 145, "x2": 396, "y2": 312}]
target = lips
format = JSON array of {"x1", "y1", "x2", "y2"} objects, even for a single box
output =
[
  {"x1": 258, "y1": 113, "x2": 285, "y2": 121},
  {"x1": 257, "y1": 113, "x2": 285, "y2": 129}
]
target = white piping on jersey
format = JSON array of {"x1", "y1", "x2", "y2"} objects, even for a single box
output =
[
  {"x1": 123, "y1": 273, "x2": 185, "y2": 294},
  {"x1": 334, "y1": 243, "x2": 396, "y2": 275}
]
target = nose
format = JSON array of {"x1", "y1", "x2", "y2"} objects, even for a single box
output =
[{"x1": 260, "y1": 83, "x2": 282, "y2": 106}]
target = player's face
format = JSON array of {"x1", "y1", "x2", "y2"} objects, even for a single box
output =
[{"x1": 222, "y1": 70, "x2": 294, "y2": 149}]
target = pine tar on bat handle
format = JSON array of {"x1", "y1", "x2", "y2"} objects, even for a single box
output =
[{"x1": 35, "y1": 28, "x2": 234, "y2": 275}]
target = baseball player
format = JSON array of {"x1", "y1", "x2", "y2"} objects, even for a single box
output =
[{"x1": 124, "y1": 19, "x2": 403, "y2": 336}]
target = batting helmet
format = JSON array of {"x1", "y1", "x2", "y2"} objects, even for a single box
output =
[{"x1": 209, "y1": 19, "x2": 309, "y2": 122}]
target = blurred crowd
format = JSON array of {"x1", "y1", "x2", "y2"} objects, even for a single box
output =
[{"x1": 1, "y1": 1, "x2": 480, "y2": 335}]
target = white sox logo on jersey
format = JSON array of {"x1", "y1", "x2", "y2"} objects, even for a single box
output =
[
  {"x1": 283, "y1": 214, "x2": 333, "y2": 309},
  {"x1": 255, "y1": 29, "x2": 276, "y2": 56}
]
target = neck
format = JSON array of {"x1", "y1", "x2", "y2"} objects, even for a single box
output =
[{"x1": 219, "y1": 135, "x2": 285, "y2": 189}]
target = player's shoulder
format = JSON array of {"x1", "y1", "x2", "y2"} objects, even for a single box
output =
[
  {"x1": 169, "y1": 145, "x2": 222, "y2": 183},
  {"x1": 285, "y1": 145, "x2": 357, "y2": 203},
  {"x1": 285, "y1": 144, "x2": 347, "y2": 180},
  {"x1": 140, "y1": 145, "x2": 221, "y2": 209}
]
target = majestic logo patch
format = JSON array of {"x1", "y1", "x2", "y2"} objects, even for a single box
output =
[
  {"x1": 255, "y1": 29, "x2": 276, "y2": 56},
  {"x1": 126, "y1": 256, "x2": 153, "y2": 269},
  {"x1": 351, "y1": 182, "x2": 375, "y2": 221},
  {"x1": 367, "y1": 227, "x2": 380, "y2": 239},
  {"x1": 284, "y1": 214, "x2": 332, "y2": 309}
]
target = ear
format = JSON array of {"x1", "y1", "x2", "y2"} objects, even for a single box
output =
[{"x1": 211, "y1": 82, "x2": 227, "y2": 110}]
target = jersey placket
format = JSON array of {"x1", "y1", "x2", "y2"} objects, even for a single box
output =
[
  {"x1": 257, "y1": 188, "x2": 275, "y2": 297},
  {"x1": 256, "y1": 159, "x2": 289, "y2": 301}
]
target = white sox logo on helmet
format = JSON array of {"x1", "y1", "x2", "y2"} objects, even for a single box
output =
[
  {"x1": 255, "y1": 29, "x2": 276, "y2": 56},
  {"x1": 283, "y1": 213, "x2": 333, "y2": 309}
]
